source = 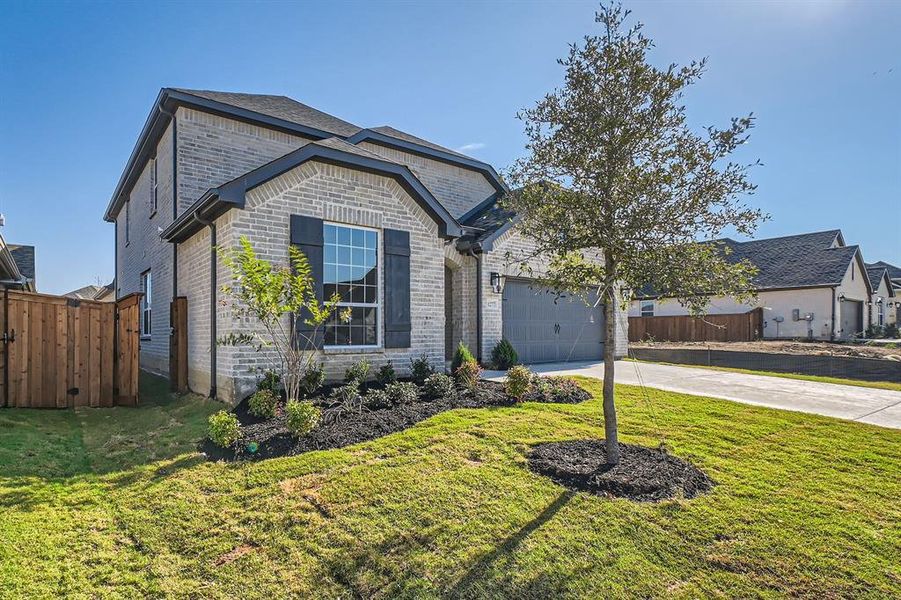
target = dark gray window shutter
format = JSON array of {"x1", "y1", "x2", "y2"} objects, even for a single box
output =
[
  {"x1": 290, "y1": 215, "x2": 324, "y2": 349},
  {"x1": 384, "y1": 228, "x2": 411, "y2": 348}
]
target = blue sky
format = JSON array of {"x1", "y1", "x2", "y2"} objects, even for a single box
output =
[{"x1": 1, "y1": 0, "x2": 898, "y2": 295}]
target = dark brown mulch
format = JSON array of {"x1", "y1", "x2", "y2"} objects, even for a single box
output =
[
  {"x1": 202, "y1": 379, "x2": 577, "y2": 462},
  {"x1": 528, "y1": 440, "x2": 715, "y2": 502}
]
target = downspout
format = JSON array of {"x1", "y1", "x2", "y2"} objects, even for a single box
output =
[
  {"x1": 194, "y1": 209, "x2": 217, "y2": 399},
  {"x1": 114, "y1": 221, "x2": 118, "y2": 298}
]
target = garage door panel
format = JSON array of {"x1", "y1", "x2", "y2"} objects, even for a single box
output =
[{"x1": 502, "y1": 279, "x2": 604, "y2": 364}]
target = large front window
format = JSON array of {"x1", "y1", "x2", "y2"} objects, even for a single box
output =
[{"x1": 323, "y1": 223, "x2": 379, "y2": 346}]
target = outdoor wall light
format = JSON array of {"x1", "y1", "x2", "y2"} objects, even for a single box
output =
[
  {"x1": 490, "y1": 272, "x2": 504, "y2": 294},
  {"x1": 838, "y1": 293, "x2": 846, "y2": 303}
]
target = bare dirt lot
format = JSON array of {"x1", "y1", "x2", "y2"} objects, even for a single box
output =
[{"x1": 630, "y1": 340, "x2": 901, "y2": 361}]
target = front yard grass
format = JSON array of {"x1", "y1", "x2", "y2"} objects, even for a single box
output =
[{"x1": 1, "y1": 371, "x2": 898, "y2": 598}]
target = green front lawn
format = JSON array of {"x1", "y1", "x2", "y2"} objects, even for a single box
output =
[{"x1": 1, "y1": 372, "x2": 898, "y2": 598}]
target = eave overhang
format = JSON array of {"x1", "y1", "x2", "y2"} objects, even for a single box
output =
[{"x1": 161, "y1": 143, "x2": 464, "y2": 243}]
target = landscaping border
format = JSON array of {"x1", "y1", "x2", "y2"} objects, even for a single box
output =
[{"x1": 629, "y1": 348, "x2": 901, "y2": 383}]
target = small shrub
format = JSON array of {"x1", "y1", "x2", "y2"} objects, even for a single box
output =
[
  {"x1": 329, "y1": 383, "x2": 362, "y2": 409},
  {"x1": 865, "y1": 324, "x2": 885, "y2": 339},
  {"x1": 386, "y1": 381, "x2": 419, "y2": 405},
  {"x1": 299, "y1": 363, "x2": 325, "y2": 398},
  {"x1": 363, "y1": 388, "x2": 392, "y2": 410},
  {"x1": 505, "y1": 365, "x2": 533, "y2": 400},
  {"x1": 248, "y1": 389, "x2": 278, "y2": 418},
  {"x1": 410, "y1": 354, "x2": 434, "y2": 385},
  {"x1": 257, "y1": 369, "x2": 281, "y2": 394},
  {"x1": 344, "y1": 359, "x2": 372, "y2": 386},
  {"x1": 208, "y1": 411, "x2": 241, "y2": 448},
  {"x1": 885, "y1": 323, "x2": 899, "y2": 339},
  {"x1": 454, "y1": 360, "x2": 481, "y2": 390},
  {"x1": 529, "y1": 375, "x2": 590, "y2": 403},
  {"x1": 491, "y1": 338, "x2": 519, "y2": 370},
  {"x1": 422, "y1": 373, "x2": 454, "y2": 400},
  {"x1": 285, "y1": 400, "x2": 321, "y2": 437},
  {"x1": 376, "y1": 362, "x2": 397, "y2": 386},
  {"x1": 451, "y1": 342, "x2": 476, "y2": 373}
]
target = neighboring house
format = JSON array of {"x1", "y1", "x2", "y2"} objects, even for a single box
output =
[
  {"x1": 104, "y1": 88, "x2": 627, "y2": 403},
  {"x1": 64, "y1": 280, "x2": 115, "y2": 302},
  {"x1": 867, "y1": 262, "x2": 900, "y2": 326},
  {"x1": 0, "y1": 233, "x2": 35, "y2": 291},
  {"x1": 629, "y1": 230, "x2": 873, "y2": 340}
]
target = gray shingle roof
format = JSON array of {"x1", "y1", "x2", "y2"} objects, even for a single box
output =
[
  {"x1": 868, "y1": 261, "x2": 901, "y2": 281},
  {"x1": 459, "y1": 192, "x2": 515, "y2": 244},
  {"x1": 8, "y1": 244, "x2": 34, "y2": 281},
  {"x1": 173, "y1": 89, "x2": 362, "y2": 138},
  {"x1": 369, "y1": 125, "x2": 475, "y2": 160},
  {"x1": 866, "y1": 265, "x2": 892, "y2": 293}
]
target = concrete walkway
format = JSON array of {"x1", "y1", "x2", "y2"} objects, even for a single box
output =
[{"x1": 483, "y1": 360, "x2": 901, "y2": 429}]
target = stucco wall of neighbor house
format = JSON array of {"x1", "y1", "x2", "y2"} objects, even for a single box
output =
[
  {"x1": 177, "y1": 161, "x2": 447, "y2": 404},
  {"x1": 480, "y1": 227, "x2": 629, "y2": 361},
  {"x1": 116, "y1": 123, "x2": 174, "y2": 375},
  {"x1": 356, "y1": 141, "x2": 496, "y2": 219},
  {"x1": 835, "y1": 256, "x2": 871, "y2": 338},
  {"x1": 176, "y1": 107, "x2": 314, "y2": 215},
  {"x1": 870, "y1": 277, "x2": 893, "y2": 327}
]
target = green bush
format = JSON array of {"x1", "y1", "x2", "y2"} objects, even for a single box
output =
[
  {"x1": 451, "y1": 342, "x2": 476, "y2": 373},
  {"x1": 299, "y1": 363, "x2": 325, "y2": 398},
  {"x1": 865, "y1": 324, "x2": 885, "y2": 339},
  {"x1": 530, "y1": 375, "x2": 590, "y2": 403},
  {"x1": 363, "y1": 388, "x2": 392, "y2": 410},
  {"x1": 454, "y1": 360, "x2": 481, "y2": 390},
  {"x1": 329, "y1": 383, "x2": 362, "y2": 409},
  {"x1": 885, "y1": 323, "x2": 899, "y2": 339},
  {"x1": 208, "y1": 411, "x2": 241, "y2": 448},
  {"x1": 491, "y1": 338, "x2": 519, "y2": 370},
  {"x1": 257, "y1": 370, "x2": 281, "y2": 394},
  {"x1": 285, "y1": 400, "x2": 321, "y2": 437},
  {"x1": 505, "y1": 365, "x2": 533, "y2": 400},
  {"x1": 248, "y1": 389, "x2": 278, "y2": 418},
  {"x1": 344, "y1": 359, "x2": 372, "y2": 386},
  {"x1": 386, "y1": 381, "x2": 419, "y2": 405},
  {"x1": 410, "y1": 354, "x2": 434, "y2": 385},
  {"x1": 422, "y1": 373, "x2": 454, "y2": 400},
  {"x1": 376, "y1": 362, "x2": 397, "y2": 386}
]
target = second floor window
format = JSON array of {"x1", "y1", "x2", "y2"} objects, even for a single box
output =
[
  {"x1": 141, "y1": 270, "x2": 152, "y2": 338},
  {"x1": 150, "y1": 158, "x2": 158, "y2": 214},
  {"x1": 640, "y1": 300, "x2": 654, "y2": 317}
]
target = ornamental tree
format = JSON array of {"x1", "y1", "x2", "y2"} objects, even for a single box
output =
[
  {"x1": 505, "y1": 3, "x2": 764, "y2": 464},
  {"x1": 218, "y1": 237, "x2": 342, "y2": 402}
]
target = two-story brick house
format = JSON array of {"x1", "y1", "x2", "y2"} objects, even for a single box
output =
[{"x1": 105, "y1": 89, "x2": 627, "y2": 403}]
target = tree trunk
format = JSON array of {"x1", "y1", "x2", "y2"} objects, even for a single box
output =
[{"x1": 602, "y1": 255, "x2": 620, "y2": 465}]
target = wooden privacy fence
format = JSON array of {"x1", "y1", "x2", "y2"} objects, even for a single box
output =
[
  {"x1": 0, "y1": 290, "x2": 142, "y2": 408},
  {"x1": 629, "y1": 308, "x2": 763, "y2": 343}
]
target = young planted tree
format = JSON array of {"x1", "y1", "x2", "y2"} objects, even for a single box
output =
[
  {"x1": 218, "y1": 237, "x2": 342, "y2": 403},
  {"x1": 506, "y1": 3, "x2": 764, "y2": 464}
]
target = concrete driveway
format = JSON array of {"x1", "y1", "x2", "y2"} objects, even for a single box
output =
[{"x1": 483, "y1": 360, "x2": 901, "y2": 429}]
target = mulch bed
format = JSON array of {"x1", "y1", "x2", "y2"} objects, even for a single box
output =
[
  {"x1": 528, "y1": 439, "x2": 715, "y2": 502},
  {"x1": 201, "y1": 379, "x2": 591, "y2": 462}
]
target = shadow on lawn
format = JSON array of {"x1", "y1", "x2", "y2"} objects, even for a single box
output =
[{"x1": 446, "y1": 490, "x2": 575, "y2": 598}]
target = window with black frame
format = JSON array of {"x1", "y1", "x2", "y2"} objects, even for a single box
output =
[{"x1": 323, "y1": 223, "x2": 379, "y2": 346}]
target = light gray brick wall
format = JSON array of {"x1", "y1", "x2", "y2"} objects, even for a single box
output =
[
  {"x1": 176, "y1": 107, "x2": 313, "y2": 215},
  {"x1": 357, "y1": 142, "x2": 496, "y2": 219},
  {"x1": 178, "y1": 161, "x2": 446, "y2": 404},
  {"x1": 116, "y1": 124, "x2": 174, "y2": 375},
  {"x1": 480, "y1": 227, "x2": 629, "y2": 361}
]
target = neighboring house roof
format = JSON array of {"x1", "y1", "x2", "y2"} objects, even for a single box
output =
[
  {"x1": 868, "y1": 261, "x2": 901, "y2": 282},
  {"x1": 104, "y1": 88, "x2": 505, "y2": 223},
  {"x1": 866, "y1": 266, "x2": 896, "y2": 297},
  {"x1": 638, "y1": 229, "x2": 872, "y2": 298},
  {"x1": 64, "y1": 281, "x2": 115, "y2": 302},
  {"x1": 0, "y1": 235, "x2": 35, "y2": 291},
  {"x1": 162, "y1": 137, "x2": 464, "y2": 243}
]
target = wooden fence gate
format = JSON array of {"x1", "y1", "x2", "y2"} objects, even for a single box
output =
[
  {"x1": 0, "y1": 290, "x2": 142, "y2": 408},
  {"x1": 169, "y1": 296, "x2": 188, "y2": 393},
  {"x1": 629, "y1": 308, "x2": 764, "y2": 343}
]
